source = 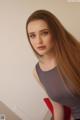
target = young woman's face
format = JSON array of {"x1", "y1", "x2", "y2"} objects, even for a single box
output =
[{"x1": 27, "y1": 20, "x2": 54, "y2": 56}]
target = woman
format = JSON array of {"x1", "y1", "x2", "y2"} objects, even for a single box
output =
[{"x1": 26, "y1": 9, "x2": 80, "y2": 120}]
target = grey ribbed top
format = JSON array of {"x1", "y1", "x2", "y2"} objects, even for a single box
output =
[{"x1": 36, "y1": 62, "x2": 80, "y2": 119}]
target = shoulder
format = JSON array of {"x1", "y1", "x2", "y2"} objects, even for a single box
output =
[
  {"x1": 32, "y1": 62, "x2": 47, "y2": 91},
  {"x1": 32, "y1": 62, "x2": 39, "y2": 81}
]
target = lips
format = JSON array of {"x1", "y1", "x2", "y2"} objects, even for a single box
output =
[{"x1": 37, "y1": 46, "x2": 46, "y2": 50}]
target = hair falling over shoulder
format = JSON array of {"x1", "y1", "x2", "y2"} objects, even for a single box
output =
[{"x1": 26, "y1": 9, "x2": 80, "y2": 96}]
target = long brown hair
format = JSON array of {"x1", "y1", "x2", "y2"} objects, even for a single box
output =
[{"x1": 26, "y1": 9, "x2": 80, "y2": 96}]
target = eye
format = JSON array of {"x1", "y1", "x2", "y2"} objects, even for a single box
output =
[
  {"x1": 41, "y1": 31, "x2": 49, "y2": 36},
  {"x1": 29, "y1": 34, "x2": 36, "y2": 39}
]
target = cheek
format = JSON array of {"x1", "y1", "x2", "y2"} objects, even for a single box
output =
[
  {"x1": 47, "y1": 38, "x2": 54, "y2": 49},
  {"x1": 30, "y1": 41, "x2": 36, "y2": 49},
  {"x1": 46, "y1": 36, "x2": 53, "y2": 45}
]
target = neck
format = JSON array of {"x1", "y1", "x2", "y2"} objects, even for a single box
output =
[
  {"x1": 40, "y1": 52, "x2": 56, "y2": 63},
  {"x1": 39, "y1": 53, "x2": 57, "y2": 70}
]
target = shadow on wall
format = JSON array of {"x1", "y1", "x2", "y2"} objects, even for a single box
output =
[{"x1": 0, "y1": 101, "x2": 22, "y2": 120}]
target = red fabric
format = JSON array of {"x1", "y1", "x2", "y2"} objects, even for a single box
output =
[
  {"x1": 63, "y1": 105, "x2": 71, "y2": 120},
  {"x1": 43, "y1": 98, "x2": 54, "y2": 114},
  {"x1": 43, "y1": 98, "x2": 71, "y2": 120}
]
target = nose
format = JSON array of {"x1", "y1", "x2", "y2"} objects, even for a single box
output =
[{"x1": 36, "y1": 35, "x2": 43, "y2": 44}]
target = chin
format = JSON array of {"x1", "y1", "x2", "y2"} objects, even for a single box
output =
[
  {"x1": 37, "y1": 52, "x2": 46, "y2": 56},
  {"x1": 36, "y1": 49, "x2": 48, "y2": 56}
]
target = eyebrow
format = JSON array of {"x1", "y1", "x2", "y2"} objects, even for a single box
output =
[{"x1": 28, "y1": 28, "x2": 49, "y2": 35}]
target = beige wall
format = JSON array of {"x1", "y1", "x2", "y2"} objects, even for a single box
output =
[{"x1": 0, "y1": 0, "x2": 80, "y2": 120}]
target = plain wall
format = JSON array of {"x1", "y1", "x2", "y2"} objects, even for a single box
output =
[{"x1": 0, "y1": 0, "x2": 80, "y2": 120}]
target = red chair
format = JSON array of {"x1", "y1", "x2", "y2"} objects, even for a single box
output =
[{"x1": 43, "y1": 98, "x2": 71, "y2": 120}]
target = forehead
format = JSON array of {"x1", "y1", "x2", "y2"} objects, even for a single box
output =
[{"x1": 27, "y1": 20, "x2": 49, "y2": 33}]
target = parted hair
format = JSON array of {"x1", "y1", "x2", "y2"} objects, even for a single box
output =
[{"x1": 26, "y1": 9, "x2": 80, "y2": 96}]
